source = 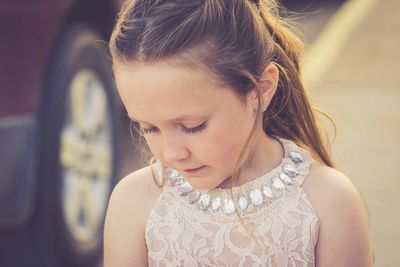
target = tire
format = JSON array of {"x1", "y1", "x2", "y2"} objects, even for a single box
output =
[{"x1": 33, "y1": 24, "x2": 120, "y2": 267}]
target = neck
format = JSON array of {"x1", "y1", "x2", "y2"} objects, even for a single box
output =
[{"x1": 217, "y1": 132, "x2": 283, "y2": 189}]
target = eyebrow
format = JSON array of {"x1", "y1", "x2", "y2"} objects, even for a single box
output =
[{"x1": 127, "y1": 113, "x2": 202, "y2": 123}]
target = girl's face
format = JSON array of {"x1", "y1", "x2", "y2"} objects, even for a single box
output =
[{"x1": 113, "y1": 61, "x2": 259, "y2": 191}]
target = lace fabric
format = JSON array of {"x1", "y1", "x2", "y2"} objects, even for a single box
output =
[{"x1": 144, "y1": 138, "x2": 320, "y2": 266}]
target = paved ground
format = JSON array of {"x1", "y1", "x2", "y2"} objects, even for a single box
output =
[{"x1": 305, "y1": 0, "x2": 399, "y2": 265}]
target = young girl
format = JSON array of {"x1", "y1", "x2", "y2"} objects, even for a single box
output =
[{"x1": 104, "y1": 0, "x2": 373, "y2": 266}]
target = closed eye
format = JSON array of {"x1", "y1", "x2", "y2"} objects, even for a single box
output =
[
  {"x1": 181, "y1": 121, "x2": 207, "y2": 134},
  {"x1": 141, "y1": 121, "x2": 207, "y2": 135},
  {"x1": 141, "y1": 126, "x2": 158, "y2": 134}
]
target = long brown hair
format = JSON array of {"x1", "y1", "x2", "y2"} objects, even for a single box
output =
[{"x1": 110, "y1": 0, "x2": 335, "y2": 170}]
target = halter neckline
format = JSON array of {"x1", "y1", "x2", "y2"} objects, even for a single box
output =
[{"x1": 154, "y1": 136, "x2": 311, "y2": 216}]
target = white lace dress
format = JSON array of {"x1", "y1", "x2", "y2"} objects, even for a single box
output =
[{"x1": 145, "y1": 137, "x2": 320, "y2": 267}]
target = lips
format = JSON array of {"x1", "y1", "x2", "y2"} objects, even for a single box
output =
[{"x1": 183, "y1": 165, "x2": 205, "y2": 173}]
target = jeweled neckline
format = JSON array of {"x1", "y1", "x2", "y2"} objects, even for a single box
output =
[{"x1": 158, "y1": 136, "x2": 309, "y2": 215}]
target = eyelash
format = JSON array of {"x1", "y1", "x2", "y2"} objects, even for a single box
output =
[{"x1": 141, "y1": 122, "x2": 207, "y2": 135}]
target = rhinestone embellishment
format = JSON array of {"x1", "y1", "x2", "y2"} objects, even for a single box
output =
[
  {"x1": 170, "y1": 177, "x2": 184, "y2": 186},
  {"x1": 273, "y1": 177, "x2": 285, "y2": 190},
  {"x1": 262, "y1": 186, "x2": 274, "y2": 199},
  {"x1": 178, "y1": 182, "x2": 193, "y2": 196},
  {"x1": 249, "y1": 189, "x2": 263, "y2": 206},
  {"x1": 186, "y1": 190, "x2": 200, "y2": 204},
  {"x1": 238, "y1": 195, "x2": 248, "y2": 211},
  {"x1": 279, "y1": 172, "x2": 293, "y2": 185},
  {"x1": 212, "y1": 197, "x2": 222, "y2": 212},
  {"x1": 224, "y1": 199, "x2": 235, "y2": 214},
  {"x1": 197, "y1": 194, "x2": 211, "y2": 210},
  {"x1": 168, "y1": 169, "x2": 181, "y2": 179},
  {"x1": 289, "y1": 151, "x2": 303, "y2": 163},
  {"x1": 168, "y1": 137, "x2": 308, "y2": 215},
  {"x1": 283, "y1": 164, "x2": 297, "y2": 178}
]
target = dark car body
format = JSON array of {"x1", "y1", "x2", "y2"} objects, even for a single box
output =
[
  {"x1": 0, "y1": 0, "x2": 123, "y2": 227},
  {"x1": 0, "y1": 1, "x2": 126, "y2": 266}
]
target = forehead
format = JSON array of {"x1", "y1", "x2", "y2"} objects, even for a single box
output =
[{"x1": 113, "y1": 61, "x2": 244, "y2": 122}]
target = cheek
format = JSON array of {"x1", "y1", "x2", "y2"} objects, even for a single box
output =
[{"x1": 201, "y1": 124, "x2": 249, "y2": 168}]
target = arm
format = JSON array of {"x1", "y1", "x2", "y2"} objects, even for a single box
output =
[
  {"x1": 303, "y1": 162, "x2": 374, "y2": 267},
  {"x1": 103, "y1": 166, "x2": 161, "y2": 267}
]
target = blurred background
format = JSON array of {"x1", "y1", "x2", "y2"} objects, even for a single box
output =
[{"x1": 0, "y1": 0, "x2": 397, "y2": 266}]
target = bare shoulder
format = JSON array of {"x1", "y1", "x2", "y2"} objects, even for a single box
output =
[
  {"x1": 103, "y1": 165, "x2": 163, "y2": 267},
  {"x1": 302, "y1": 160, "x2": 365, "y2": 211},
  {"x1": 109, "y1": 165, "x2": 163, "y2": 208},
  {"x1": 302, "y1": 160, "x2": 374, "y2": 266}
]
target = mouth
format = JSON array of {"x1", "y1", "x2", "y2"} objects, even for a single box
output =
[{"x1": 183, "y1": 165, "x2": 206, "y2": 174}]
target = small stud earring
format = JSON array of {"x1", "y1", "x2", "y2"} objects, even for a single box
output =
[{"x1": 261, "y1": 104, "x2": 267, "y2": 112}]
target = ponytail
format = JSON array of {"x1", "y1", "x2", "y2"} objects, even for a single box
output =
[{"x1": 257, "y1": 0, "x2": 336, "y2": 167}]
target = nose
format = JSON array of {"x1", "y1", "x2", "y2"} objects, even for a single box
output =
[{"x1": 162, "y1": 135, "x2": 190, "y2": 164}]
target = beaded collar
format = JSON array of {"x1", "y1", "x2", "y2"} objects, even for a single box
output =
[{"x1": 154, "y1": 137, "x2": 310, "y2": 216}]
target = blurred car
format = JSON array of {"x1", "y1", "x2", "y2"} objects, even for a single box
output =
[{"x1": 0, "y1": 0, "x2": 125, "y2": 266}]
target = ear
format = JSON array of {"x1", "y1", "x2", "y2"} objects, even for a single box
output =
[
  {"x1": 246, "y1": 63, "x2": 279, "y2": 111},
  {"x1": 258, "y1": 63, "x2": 279, "y2": 108}
]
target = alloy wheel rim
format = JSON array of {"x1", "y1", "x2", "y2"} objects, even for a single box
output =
[{"x1": 59, "y1": 69, "x2": 113, "y2": 244}]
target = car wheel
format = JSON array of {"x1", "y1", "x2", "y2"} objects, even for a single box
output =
[{"x1": 34, "y1": 24, "x2": 120, "y2": 267}]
